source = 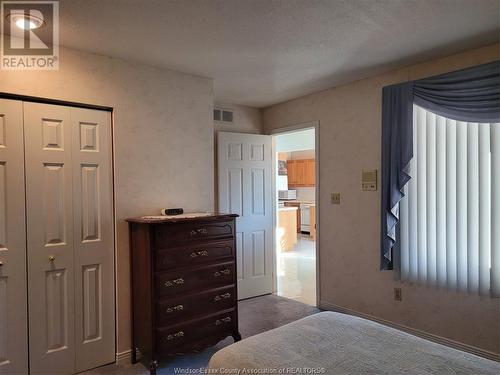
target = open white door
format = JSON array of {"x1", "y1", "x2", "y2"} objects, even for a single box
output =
[{"x1": 218, "y1": 132, "x2": 273, "y2": 299}]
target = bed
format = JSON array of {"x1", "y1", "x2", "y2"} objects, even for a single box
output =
[{"x1": 208, "y1": 311, "x2": 500, "y2": 374}]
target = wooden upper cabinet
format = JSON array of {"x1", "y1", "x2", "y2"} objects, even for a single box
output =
[
  {"x1": 287, "y1": 159, "x2": 315, "y2": 187},
  {"x1": 287, "y1": 160, "x2": 297, "y2": 185},
  {"x1": 296, "y1": 160, "x2": 307, "y2": 186},
  {"x1": 305, "y1": 159, "x2": 315, "y2": 185}
]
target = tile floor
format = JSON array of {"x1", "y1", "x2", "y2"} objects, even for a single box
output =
[
  {"x1": 276, "y1": 234, "x2": 316, "y2": 306},
  {"x1": 84, "y1": 294, "x2": 320, "y2": 375}
]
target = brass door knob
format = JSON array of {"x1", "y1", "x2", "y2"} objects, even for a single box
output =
[{"x1": 48, "y1": 255, "x2": 55, "y2": 262}]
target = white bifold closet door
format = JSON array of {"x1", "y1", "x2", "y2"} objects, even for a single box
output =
[
  {"x1": 0, "y1": 99, "x2": 29, "y2": 375},
  {"x1": 24, "y1": 102, "x2": 115, "y2": 374}
]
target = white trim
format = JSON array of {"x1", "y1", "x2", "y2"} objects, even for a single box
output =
[
  {"x1": 110, "y1": 110, "x2": 119, "y2": 371},
  {"x1": 319, "y1": 300, "x2": 500, "y2": 362},
  {"x1": 115, "y1": 349, "x2": 132, "y2": 365},
  {"x1": 269, "y1": 121, "x2": 318, "y2": 135},
  {"x1": 270, "y1": 120, "x2": 321, "y2": 306},
  {"x1": 271, "y1": 136, "x2": 277, "y2": 294},
  {"x1": 314, "y1": 123, "x2": 320, "y2": 305}
]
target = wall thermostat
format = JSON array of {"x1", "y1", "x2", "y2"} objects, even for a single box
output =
[{"x1": 362, "y1": 169, "x2": 377, "y2": 191}]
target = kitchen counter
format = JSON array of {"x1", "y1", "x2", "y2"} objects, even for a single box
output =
[
  {"x1": 279, "y1": 200, "x2": 315, "y2": 205},
  {"x1": 278, "y1": 206, "x2": 298, "y2": 212},
  {"x1": 280, "y1": 200, "x2": 316, "y2": 238},
  {"x1": 278, "y1": 208, "x2": 298, "y2": 251}
]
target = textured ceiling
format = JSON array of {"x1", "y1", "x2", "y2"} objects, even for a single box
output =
[{"x1": 57, "y1": 0, "x2": 499, "y2": 107}]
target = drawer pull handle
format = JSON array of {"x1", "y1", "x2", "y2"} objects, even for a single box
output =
[
  {"x1": 215, "y1": 317, "x2": 232, "y2": 326},
  {"x1": 165, "y1": 331, "x2": 184, "y2": 341},
  {"x1": 165, "y1": 304, "x2": 184, "y2": 313},
  {"x1": 214, "y1": 268, "x2": 231, "y2": 277},
  {"x1": 190, "y1": 228, "x2": 208, "y2": 236},
  {"x1": 190, "y1": 250, "x2": 209, "y2": 258},
  {"x1": 213, "y1": 292, "x2": 231, "y2": 302},
  {"x1": 164, "y1": 278, "x2": 184, "y2": 287}
]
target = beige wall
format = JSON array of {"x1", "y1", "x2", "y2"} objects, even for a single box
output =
[
  {"x1": 263, "y1": 44, "x2": 500, "y2": 356},
  {"x1": 1, "y1": 46, "x2": 214, "y2": 354},
  {"x1": 213, "y1": 102, "x2": 263, "y2": 207},
  {"x1": 214, "y1": 102, "x2": 263, "y2": 134}
]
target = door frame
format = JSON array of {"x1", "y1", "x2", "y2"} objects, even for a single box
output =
[
  {"x1": 270, "y1": 120, "x2": 320, "y2": 306},
  {"x1": 0, "y1": 92, "x2": 118, "y2": 367}
]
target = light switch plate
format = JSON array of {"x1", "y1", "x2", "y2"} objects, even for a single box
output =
[
  {"x1": 362, "y1": 169, "x2": 377, "y2": 191},
  {"x1": 331, "y1": 193, "x2": 341, "y2": 204}
]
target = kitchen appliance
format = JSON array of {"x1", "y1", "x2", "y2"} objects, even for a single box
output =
[
  {"x1": 278, "y1": 190, "x2": 297, "y2": 200},
  {"x1": 300, "y1": 203, "x2": 311, "y2": 232}
]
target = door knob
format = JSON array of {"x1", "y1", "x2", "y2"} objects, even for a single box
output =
[
  {"x1": 48, "y1": 255, "x2": 55, "y2": 262},
  {"x1": 0, "y1": 261, "x2": 3, "y2": 266}
]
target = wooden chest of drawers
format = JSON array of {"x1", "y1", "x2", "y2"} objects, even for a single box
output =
[{"x1": 126, "y1": 214, "x2": 240, "y2": 373}]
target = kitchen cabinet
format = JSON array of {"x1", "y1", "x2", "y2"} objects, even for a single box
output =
[
  {"x1": 287, "y1": 159, "x2": 315, "y2": 187},
  {"x1": 305, "y1": 159, "x2": 315, "y2": 185},
  {"x1": 286, "y1": 160, "x2": 297, "y2": 185},
  {"x1": 283, "y1": 201, "x2": 301, "y2": 232},
  {"x1": 310, "y1": 205, "x2": 316, "y2": 240},
  {"x1": 278, "y1": 208, "x2": 298, "y2": 251}
]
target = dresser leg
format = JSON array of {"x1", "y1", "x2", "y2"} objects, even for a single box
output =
[
  {"x1": 232, "y1": 332, "x2": 242, "y2": 342},
  {"x1": 149, "y1": 360, "x2": 158, "y2": 375}
]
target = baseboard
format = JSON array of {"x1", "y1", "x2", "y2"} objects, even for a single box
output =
[
  {"x1": 319, "y1": 300, "x2": 500, "y2": 362},
  {"x1": 116, "y1": 349, "x2": 132, "y2": 365}
]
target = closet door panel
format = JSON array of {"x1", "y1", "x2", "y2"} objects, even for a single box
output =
[
  {"x1": 72, "y1": 108, "x2": 115, "y2": 372},
  {"x1": 0, "y1": 99, "x2": 28, "y2": 375},
  {"x1": 24, "y1": 102, "x2": 76, "y2": 374}
]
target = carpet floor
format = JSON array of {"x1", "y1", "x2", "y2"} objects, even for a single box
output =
[{"x1": 83, "y1": 294, "x2": 320, "y2": 375}]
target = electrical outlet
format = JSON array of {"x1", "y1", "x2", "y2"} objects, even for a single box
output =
[
  {"x1": 331, "y1": 193, "x2": 341, "y2": 204},
  {"x1": 394, "y1": 287, "x2": 402, "y2": 301}
]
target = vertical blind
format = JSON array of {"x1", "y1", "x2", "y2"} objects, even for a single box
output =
[{"x1": 399, "y1": 105, "x2": 500, "y2": 296}]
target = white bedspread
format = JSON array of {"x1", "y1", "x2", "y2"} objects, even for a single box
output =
[{"x1": 208, "y1": 311, "x2": 499, "y2": 374}]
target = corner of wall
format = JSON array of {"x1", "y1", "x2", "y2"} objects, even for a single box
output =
[{"x1": 214, "y1": 102, "x2": 264, "y2": 134}]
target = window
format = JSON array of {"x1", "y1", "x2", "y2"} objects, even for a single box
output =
[{"x1": 399, "y1": 105, "x2": 500, "y2": 296}]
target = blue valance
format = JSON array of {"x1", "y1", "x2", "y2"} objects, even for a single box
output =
[{"x1": 381, "y1": 60, "x2": 500, "y2": 270}]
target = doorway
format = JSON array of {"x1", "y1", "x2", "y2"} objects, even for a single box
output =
[
  {"x1": 216, "y1": 126, "x2": 319, "y2": 305},
  {"x1": 272, "y1": 124, "x2": 318, "y2": 306}
]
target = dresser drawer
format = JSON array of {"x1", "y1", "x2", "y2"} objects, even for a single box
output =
[
  {"x1": 154, "y1": 240, "x2": 234, "y2": 271},
  {"x1": 154, "y1": 220, "x2": 234, "y2": 249},
  {"x1": 155, "y1": 261, "x2": 235, "y2": 298},
  {"x1": 156, "y1": 309, "x2": 236, "y2": 354},
  {"x1": 156, "y1": 285, "x2": 236, "y2": 326}
]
